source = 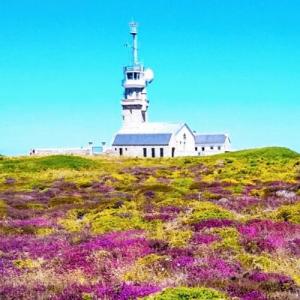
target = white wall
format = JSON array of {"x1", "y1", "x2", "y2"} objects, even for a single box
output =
[
  {"x1": 112, "y1": 145, "x2": 169, "y2": 158},
  {"x1": 195, "y1": 143, "x2": 230, "y2": 156},
  {"x1": 122, "y1": 107, "x2": 147, "y2": 126},
  {"x1": 30, "y1": 148, "x2": 92, "y2": 156},
  {"x1": 169, "y1": 125, "x2": 196, "y2": 157}
]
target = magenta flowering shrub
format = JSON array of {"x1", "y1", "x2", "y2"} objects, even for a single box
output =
[
  {"x1": 0, "y1": 217, "x2": 54, "y2": 228},
  {"x1": 55, "y1": 283, "x2": 160, "y2": 300},
  {"x1": 191, "y1": 233, "x2": 220, "y2": 245},
  {"x1": 187, "y1": 257, "x2": 241, "y2": 284},
  {"x1": 91, "y1": 182, "x2": 115, "y2": 193},
  {"x1": 248, "y1": 271, "x2": 292, "y2": 285},
  {"x1": 193, "y1": 218, "x2": 236, "y2": 231},
  {"x1": 159, "y1": 205, "x2": 185, "y2": 214},
  {"x1": 227, "y1": 286, "x2": 267, "y2": 300},
  {"x1": 170, "y1": 255, "x2": 195, "y2": 270},
  {"x1": 238, "y1": 219, "x2": 300, "y2": 254},
  {"x1": 0, "y1": 235, "x2": 69, "y2": 260},
  {"x1": 240, "y1": 291, "x2": 267, "y2": 300},
  {"x1": 143, "y1": 213, "x2": 174, "y2": 222},
  {"x1": 4, "y1": 178, "x2": 16, "y2": 185},
  {"x1": 215, "y1": 196, "x2": 261, "y2": 212}
]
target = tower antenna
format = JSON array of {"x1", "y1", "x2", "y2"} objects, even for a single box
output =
[{"x1": 129, "y1": 22, "x2": 138, "y2": 65}]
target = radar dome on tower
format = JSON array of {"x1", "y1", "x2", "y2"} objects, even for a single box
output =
[{"x1": 144, "y1": 68, "x2": 154, "y2": 83}]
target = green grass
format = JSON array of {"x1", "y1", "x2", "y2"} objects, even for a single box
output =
[
  {"x1": 221, "y1": 147, "x2": 299, "y2": 159},
  {"x1": 0, "y1": 155, "x2": 99, "y2": 172}
]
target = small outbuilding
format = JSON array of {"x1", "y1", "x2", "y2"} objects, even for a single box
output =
[{"x1": 195, "y1": 134, "x2": 231, "y2": 156}]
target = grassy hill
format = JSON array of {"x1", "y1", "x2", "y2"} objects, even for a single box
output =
[{"x1": 0, "y1": 147, "x2": 299, "y2": 299}]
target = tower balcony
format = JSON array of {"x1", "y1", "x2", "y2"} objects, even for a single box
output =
[
  {"x1": 121, "y1": 99, "x2": 148, "y2": 105},
  {"x1": 123, "y1": 79, "x2": 146, "y2": 88}
]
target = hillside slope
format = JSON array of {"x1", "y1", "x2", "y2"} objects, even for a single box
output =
[{"x1": 0, "y1": 147, "x2": 299, "y2": 299}]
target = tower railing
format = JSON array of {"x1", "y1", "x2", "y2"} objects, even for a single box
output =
[{"x1": 124, "y1": 64, "x2": 144, "y2": 72}]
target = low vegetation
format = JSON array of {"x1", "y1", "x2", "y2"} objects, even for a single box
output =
[{"x1": 0, "y1": 147, "x2": 299, "y2": 299}]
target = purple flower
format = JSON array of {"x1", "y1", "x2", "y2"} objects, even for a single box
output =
[
  {"x1": 238, "y1": 220, "x2": 300, "y2": 253},
  {"x1": 248, "y1": 271, "x2": 292, "y2": 284},
  {"x1": 143, "y1": 213, "x2": 174, "y2": 222},
  {"x1": 4, "y1": 177, "x2": 16, "y2": 185},
  {"x1": 94, "y1": 283, "x2": 160, "y2": 299},
  {"x1": 171, "y1": 255, "x2": 195, "y2": 269},
  {"x1": 0, "y1": 217, "x2": 54, "y2": 228},
  {"x1": 191, "y1": 233, "x2": 219, "y2": 245},
  {"x1": 193, "y1": 219, "x2": 236, "y2": 231},
  {"x1": 187, "y1": 257, "x2": 240, "y2": 284},
  {"x1": 241, "y1": 291, "x2": 267, "y2": 300},
  {"x1": 159, "y1": 206, "x2": 185, "y2": 214},
  {"x1": 288, "y1": 238, "x2": 300, "y2": 256},
  {"x1": 117, "y1": 283, "x2": 160, "y2": 299}
]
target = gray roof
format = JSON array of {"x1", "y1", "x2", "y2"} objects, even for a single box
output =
[
  {"x1": 195, "y1": 134, "x2": 227, "y2": 145},
  {"x1": 113, "y1": 133, "x2": 172, "y2": 146}
]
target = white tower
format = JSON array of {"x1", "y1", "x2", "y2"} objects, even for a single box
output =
[{"x1": 121, "y1": 22, "x2": 154, "y2": 127}]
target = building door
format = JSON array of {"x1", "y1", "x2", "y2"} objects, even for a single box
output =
[
  {"x1": 160, "y1": 148, "x2": 164, "y2": 157},
  {"x1": 119, "y1": 148, "x2": 123, "y2": 156},
  {"x1": 143, "y1": 148, "x2": 147, "y2": 157},
  {"x1": 171, "y1": 147, "x2": 175, "y2": 157},
  {"x1": 151, "y1": 148, "x2": 155, "y2": 158}
]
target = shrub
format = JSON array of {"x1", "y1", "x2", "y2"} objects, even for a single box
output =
[
  {"x1": 0, "y1": 200, "x2": 7, "y2": 217},
  {"x1": 166, "y1": 229, "x2": 193, "y2": 248},
  {"x1": 212, "y1": 227, "x2": 241, "y2": 253},
  {"x1": 50, "y1": 196, "x2": 83, "y2": 207},
  {"x1": 171, "y1": 177, "x2": 194, "y2": 193},
  {"x1": 87, "y1": 208, "x2": 145, "y2": 234},
  {"x1": 188, "y1": 202, "x2": 234, "y2": 223},
  {"x1": 13, "y1": 258, "x2": 43, "y2": 269},
  {"x1": 272, "y1": 202, "x2": 300, "y2": 223},
  {"x1": 143, "y1": 286, "x2": 228, "y2": 299},
  {"x1": 123, "y1": 254, "x2": 169, "y2": 283}
]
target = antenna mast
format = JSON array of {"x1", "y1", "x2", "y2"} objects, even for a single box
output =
[{"x1": 129, "y1": 22, "x2": 138, "y2": 65}]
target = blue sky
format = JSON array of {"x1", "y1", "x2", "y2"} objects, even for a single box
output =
[{"x1": 0, "y1": 0, "x2": 299, "y2": 155}]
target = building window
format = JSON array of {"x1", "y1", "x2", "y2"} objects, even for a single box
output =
[
  {"x1": 119, "y1": 148, "x2": 123, "y2": 156},
  {"x1": 151, "y1": 148, "x2": 155, "y2": 158},
  {"x1": 143, "y1": 148, "x2": 147, "y2": 157},
  {"x1": 125, "y1": 148, "x2": 128, "y2": 151},
  {"x1": 127, "y1": 73, "x2": 133, "y2": 80},
  {"x1": 218, "y1": 146, "x2": 221, "y2": 150},
  {"x1": 160, "y1": 148, "x2": 164, "y2": 157},
  {"x1": 202, "y1": 147, "x2": 205, "y2": 151},
  {"x1": 195, "y1": 147, "x2": 198, "y2": 151},
  {"x1": 210, "y1": 146, "x2": 214, "y2": 150},
  {"x1": 115, "y1": 148, "x2": 117, "y2": 151},
  {"x1": 183, "y1": 133, "x2": 186, "y2": 140},
  {"x1": 133, "y1": 72, "x2": 140, "y2": 80}
]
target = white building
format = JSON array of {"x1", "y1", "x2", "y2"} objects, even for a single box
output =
[
  {"x1": 112, "y1": 22, "x2": 231, "y2": 158},
  {"x1": 194, "y1": 134, "x2": 231, "y2": 156}
]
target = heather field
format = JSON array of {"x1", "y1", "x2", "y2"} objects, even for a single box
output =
[{"x1": 0, "y1": 147, "x2": 300, "y2": 300}]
